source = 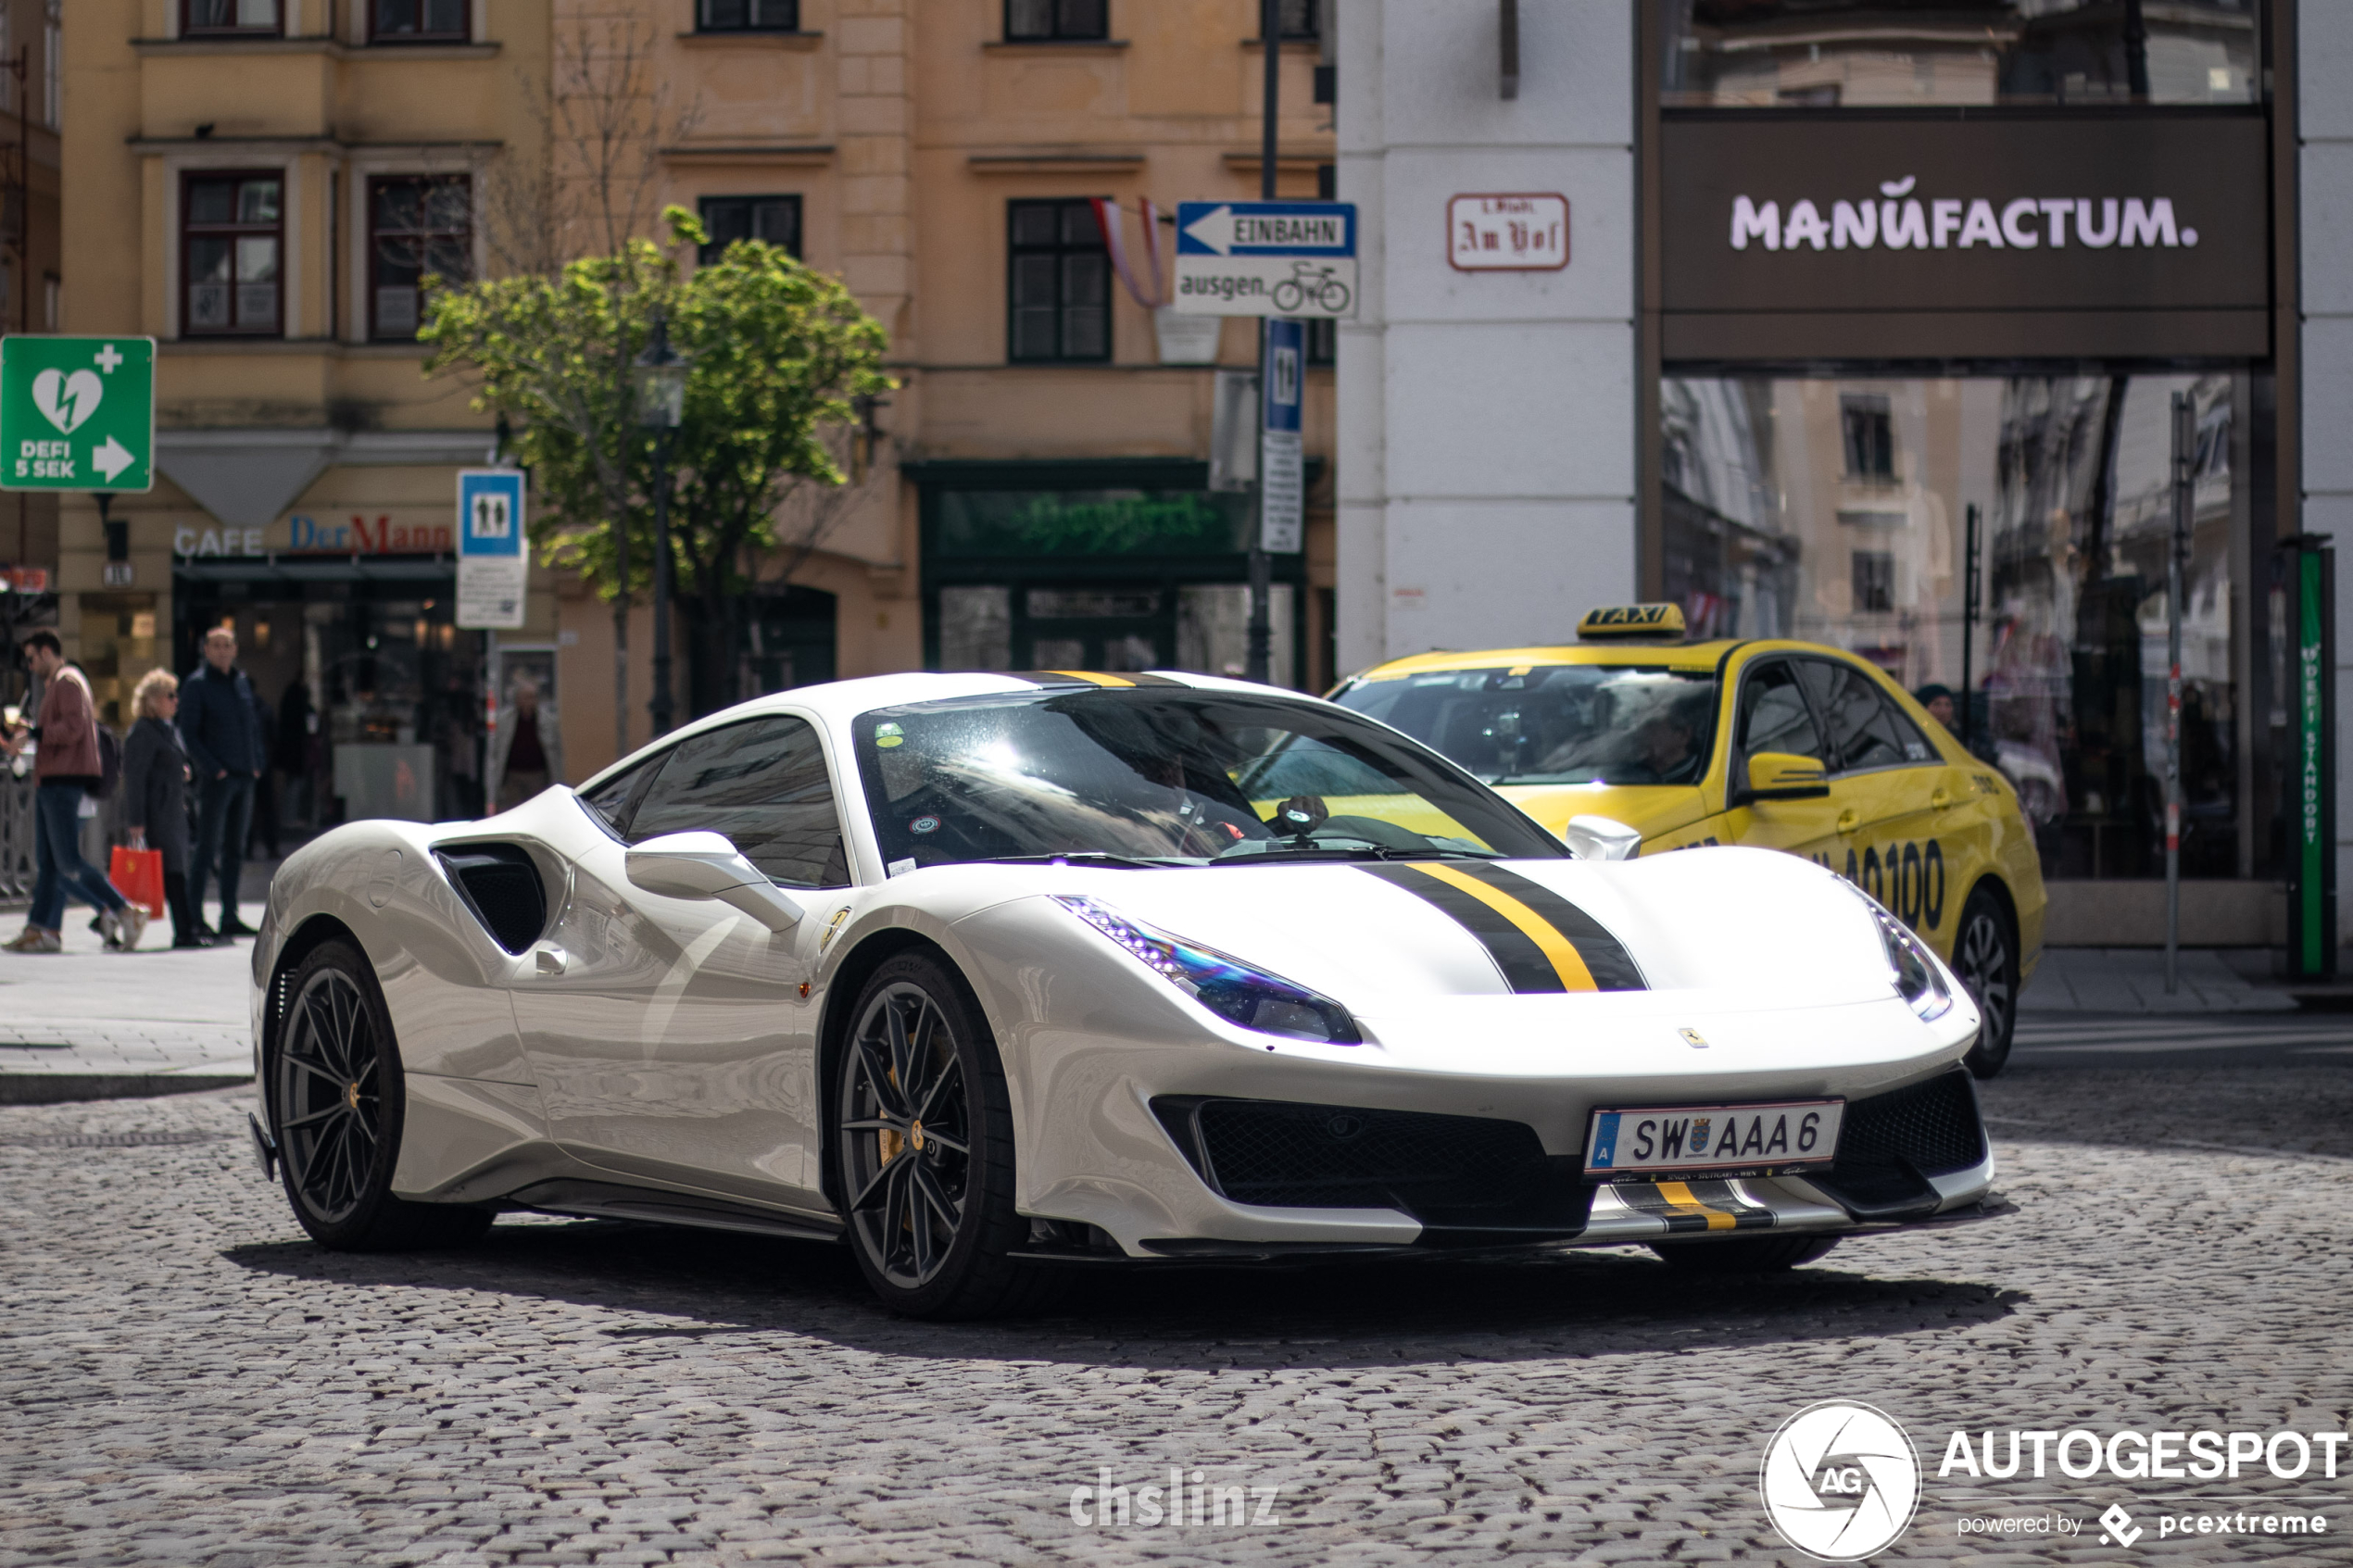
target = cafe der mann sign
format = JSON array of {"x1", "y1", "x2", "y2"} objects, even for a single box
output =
[{"x1": 1660, "y1": 111, "x2": 2270, "y2": 361}]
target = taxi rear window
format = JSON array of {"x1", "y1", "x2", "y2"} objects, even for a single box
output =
[{"x1": 1337, "y1": 666, "x2": 1718, "y2": 787}]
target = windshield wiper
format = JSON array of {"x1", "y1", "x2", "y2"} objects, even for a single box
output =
[
  {"x1": 1208, "y1": 845, "x2": 1502, "y2": 865},
  {"x1": 973, "y1": 851, "x2": 1183, "y2": 870}
]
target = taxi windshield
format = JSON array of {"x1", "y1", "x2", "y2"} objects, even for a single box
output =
[
  {"x1": 1336, "y1": 665, "x2": 1720, "y2": 787},
  {"x1": 852, "y1": 688, "x2": 1565, "y2": 870}
]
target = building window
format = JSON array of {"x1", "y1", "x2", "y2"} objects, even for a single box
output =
[
  {"x1": 698, "y1": 195, "x2": 801, "y2": 265},
  {"x1": 1004, "y1": 0, "x2": 1107, "y2": 44},
  {"x1": 1007, "y1": 199, "x2": 1109, "y2": 363},
  {"x1": 184, "y1": 0, "x2": 281, "y2": 33},
  {"x1": 371, "y1": 0, "x2": 470, "y2": 43},
  {"x1": 1850, "y1": 550, "x2": 1894, "y2": 614},
  {"x1": 1841, "y1": 395, "x2": 1894, "y2": 479},
  {"x1": 43, "y1": 273, "x2": 57, "y2": 331},
  {"x1": 371, "y1": 175, "x2": 472, "y2": 340},
  {"x1": 698, "y1": 0, "x2": 798, "y2": 30},
  {"x1": 1267, "y1": 0, "x2": 1318, "y2": 40},
  {"x1": 182, "y1": 172, "x2": 283, "y2": 337}
]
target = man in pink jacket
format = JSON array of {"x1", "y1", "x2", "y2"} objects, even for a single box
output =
[{"x1": 2, "y1": 631, "x2": 145, "y2": 953}]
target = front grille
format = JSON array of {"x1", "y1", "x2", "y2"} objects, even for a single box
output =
[
  {"x1": 1809, "y1": 1067, "x2": 1987, "y2": 1221},
  {"x1": 1835, "y1": 1067, "x2": 1985, "y2": 1177},
  {"x1": 1156, "y1": 1097, "x2": 1549, "y2": 1210}
]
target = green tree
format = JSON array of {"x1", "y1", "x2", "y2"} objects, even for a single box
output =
[{"x1": 420, "y1": 208, "x2": 890, "y2": 725}]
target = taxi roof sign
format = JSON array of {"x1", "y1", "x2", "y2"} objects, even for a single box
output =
[{"x1": 1577, "y1": 603, "x2": 1686, "y2": 642}]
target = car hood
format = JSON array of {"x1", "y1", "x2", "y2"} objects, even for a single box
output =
[
  {"x1": 935, "y1": 846, "x2": 1915, "y2": 1018},
  {"x1": 1490, "y1": 782, "x2": 1711, "y2": 841}
]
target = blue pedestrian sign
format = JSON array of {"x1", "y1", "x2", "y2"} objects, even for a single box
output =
[
  {"x1": 1172, "y1": 200, "x2": 1359, "y2": 319},
  {"x1": 1259, "y1": 319, "x2": 1304, "y2": 554},
  {"x1": 456, "y1": 468, "x2": 527, "y2": 628}
]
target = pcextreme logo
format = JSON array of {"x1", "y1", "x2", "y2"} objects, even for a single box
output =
[{"x1": 1760, "y1": 1401, "x2": 1923, "y2": 1561}]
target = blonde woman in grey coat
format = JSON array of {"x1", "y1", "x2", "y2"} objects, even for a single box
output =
[{"x1": 124, "y1": 669, "x2": 208, "y2": 948}]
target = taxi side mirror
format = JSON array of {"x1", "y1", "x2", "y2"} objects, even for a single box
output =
[{"x1": 1744, "y1": 752, "x2": 1830, "y2": 802}]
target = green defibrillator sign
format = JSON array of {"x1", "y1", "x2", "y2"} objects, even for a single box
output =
[{"x1": 0, "y1": 335, "x2": 157, "y2": 492}]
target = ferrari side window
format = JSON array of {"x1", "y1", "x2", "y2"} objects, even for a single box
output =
[
  {"x1": 1797, "y1": 659, "x2": 1927, "y2": 773},
  {"x1": 579, "y1": 757, "x2": 660, "y2": 838},
  {"x1": 1735, "y1": 661, "x2": 1824, "y2": 763},
  {"x1": 629, "y1": 716, "x2": 850, "y2": 887}
]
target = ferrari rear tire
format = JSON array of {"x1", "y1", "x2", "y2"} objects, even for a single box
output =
[
  {"x1": 834, "y1": 952, "x2": 1058, "y2": 1320},
  {"x1": 1954, "y1": 886, "x2": 2019, "y2": 1080},
  {"x1": 268, "y1": 940, "x2": 492, "y2": 1252},
  {"x1": 1648, "y1": 1234, "x2": 1841, "y2": 1273}
]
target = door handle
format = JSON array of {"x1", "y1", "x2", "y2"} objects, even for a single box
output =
[
  {"x1": 1836, "y1": 809, "x2": 1860, "y2": 834},
  {"x1": 1930, "y1": 788, "x2": 1952, "y2": 810},
  {"x1": 535, "y1": 945, "x2": 567, "y2": 975}
]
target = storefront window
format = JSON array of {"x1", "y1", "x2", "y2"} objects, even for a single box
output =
[
  {"x1": 1662, "y1": 1, "x2": 2261, "y2": 109},
  {"x1": 1661, "y1": 371, "x2": 2250, "y2": 882}
]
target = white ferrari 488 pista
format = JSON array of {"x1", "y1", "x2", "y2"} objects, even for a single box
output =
[{"x1": 249, "y1": 671, "x2": 2002, "y2": 1318}]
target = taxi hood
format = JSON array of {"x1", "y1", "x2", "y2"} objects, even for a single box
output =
[{"x1": 1491, "y1": 782, "x2": 1712, "y2": 844}]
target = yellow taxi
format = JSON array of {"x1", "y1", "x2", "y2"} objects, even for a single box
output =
[{"x1": 1329, "y1": 604, "x2": 2045, "y2": 1076}]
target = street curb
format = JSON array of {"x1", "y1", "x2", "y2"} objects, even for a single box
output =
[{"x1": 0, "y1": 1073, "x2": 253, "y2": 1106}]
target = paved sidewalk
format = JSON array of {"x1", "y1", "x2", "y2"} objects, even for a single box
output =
[
  {"x1": 2019, "y1": 947, "x2": 2297, "y2": 1015},
  {"x1": 0, "y1": 897, "x2": 263, "y2": 1103}
]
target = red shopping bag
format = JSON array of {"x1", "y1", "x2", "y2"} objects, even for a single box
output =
[{"x1": 109, "y1": 846, "x2": 166, "y2": 919}]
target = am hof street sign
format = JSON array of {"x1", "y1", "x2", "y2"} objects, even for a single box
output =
[{"x1": 1172, "y1": 201, "x2": 1358, "y2": 319}]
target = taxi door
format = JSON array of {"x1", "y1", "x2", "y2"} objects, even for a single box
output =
[
  {"x1": 1677, "y1": 654, "x2": 1843, "y2": 864},
  {"x1": 1795, "y1": 657, "x2": 1973, "y2": 947}
]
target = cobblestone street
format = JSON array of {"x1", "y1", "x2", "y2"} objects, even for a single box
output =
[{"x1": 4, "y1": 1026, "x2": 2351, "y2": 1566}]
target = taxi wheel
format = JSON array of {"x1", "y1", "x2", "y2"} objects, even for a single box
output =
[
  {"x1": 1955, "y1": 887, "x2": 2019, "y2": 1079},
  {"x1": 1649, "y1": 1235, "x2": 1840, "y2": 1273}
]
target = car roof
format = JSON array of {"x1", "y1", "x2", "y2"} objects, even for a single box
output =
[
  {"x1": 578, "y1": 670, "x2": 1333, "y2": 791},
  {"x1": 1345, "y1": 642, "x2": 1743, "y2": 681}
]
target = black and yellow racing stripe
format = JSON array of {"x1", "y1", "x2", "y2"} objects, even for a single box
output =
[
  {"x1": 1614, "y1": 1179, "x2": 1776, "y2": 1233},
  {"x1": 1361, "y1": 861, "x2": 1646, "y2": 993},
  {"x1": 1002, "y1": 671, "x2": 1187, "y2": 688}
]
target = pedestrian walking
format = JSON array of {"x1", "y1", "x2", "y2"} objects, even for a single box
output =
[
  {"x1": 487, "y1": 671, "x2": 562, "y2": 813},
  {"x1": 0, "y1": 632, "x2": 145, "y2": 953},
  {"x1": 123, "y1": 669, "x2": 209, "y2": 949},
  {"x1": 179, "y1": 626, "x2": 269, "y2": 940}
]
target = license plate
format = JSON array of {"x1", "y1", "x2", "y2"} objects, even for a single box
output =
[{"x1": 1584, "y1": 1098, "x2": 1843, "y2": 1181}]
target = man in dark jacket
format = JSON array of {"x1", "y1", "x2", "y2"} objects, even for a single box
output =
[{"x1": 179, "y1": 627, "x2": 268, "y2": 939}]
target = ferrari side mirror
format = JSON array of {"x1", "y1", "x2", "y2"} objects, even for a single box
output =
[
  {"x1": 1744, "y1": 751, "x2": 1831, "y2": 802},
  {"x1": 1562, "y1": 815, "x2": 1642, "y2": 861},
  {"x1": 625, "y1": 831, "x2": 804, "y2": 933}
]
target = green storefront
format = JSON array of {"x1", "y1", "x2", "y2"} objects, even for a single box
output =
[{"x1": 912, "y1": 460, "x2": 1309, "y2": 686}]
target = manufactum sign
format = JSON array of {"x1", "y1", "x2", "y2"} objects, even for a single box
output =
[{"x1": 1660, "y1": 112, "x2": 2268, "y2": 360}]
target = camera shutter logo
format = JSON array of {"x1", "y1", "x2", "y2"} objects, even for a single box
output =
[{"x1": 1759, "y1": 1400, "x2": 1921, "y2": 1561}]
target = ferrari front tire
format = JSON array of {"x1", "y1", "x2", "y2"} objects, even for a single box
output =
[
  {"x1": 268, "y1": 940, "x2": 492, "y2": 1252},
  {"x1": 1954, "y1": 886, "x2": 2020, "y2": 1079},
  {"x1": 834, "y1": 952, "x2": 1056, "y2": 1320},
  {"x1": 1648, "y1": 1234, "x2": 1841, "y2": 1273}
]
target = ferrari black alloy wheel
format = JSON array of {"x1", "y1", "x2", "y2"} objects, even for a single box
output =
[
  {"x1": 1954, "y1": 886, "x2": 2020, "y2": 1080},
  {"x1": 835, "y1": 952, "x2": 1056, "y2": 1319},
  {"x1": 1650, "y1": 1235, "x2": 1841, "y2": 1273},
  {"x1": 270, "y1": 940, "x2": 489, "y2": 1251}
]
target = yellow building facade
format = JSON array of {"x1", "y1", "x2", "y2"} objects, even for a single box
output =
[{"x1": 61, "y1": 0, "x2": 1335, "y2": 818}]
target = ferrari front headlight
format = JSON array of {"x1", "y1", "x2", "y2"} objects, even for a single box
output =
[
  {"x1": 1853, "y1": 889, "x2": 1955, "y2": 1022},
  {"x1": 1053, "y1": 895, "x2": 1362, "y2": 1045}
]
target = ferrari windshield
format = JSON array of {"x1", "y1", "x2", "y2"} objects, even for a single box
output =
[
  {"x1": 852, "y1": 688, "x2": 1565, "y2": 870},
  {"x1": 1335, "y1": 665, "x2": 1719, "y2": 786}
]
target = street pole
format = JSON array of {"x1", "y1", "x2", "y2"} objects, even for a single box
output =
[
  {"x1": 1246, "y1": 0, "x2": 1280, "y2": 685},
  {"x1": 1960, "y1": 502, "x2": 1980, "y2": 750},
  {"x1": 650, "y1": 425, "x2": 674, "y2": 737},
  {"x1": 2164, "y1": 392, "x2": 2191, "y2": 994}
]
